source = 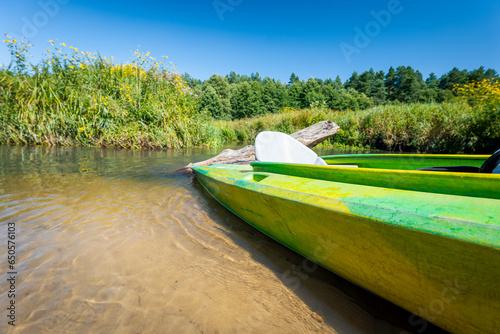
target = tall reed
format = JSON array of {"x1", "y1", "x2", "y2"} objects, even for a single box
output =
[
  {"x1": 0, "y1": 36, "x2": 217, "y2": 148},
  {"x1": 215, "y1": 99, "x2": 499, "y2": 154}
]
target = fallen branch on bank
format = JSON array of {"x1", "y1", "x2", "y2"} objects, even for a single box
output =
[{"x1": 176, "y1": 120, "x2": 340, "y2": 175}]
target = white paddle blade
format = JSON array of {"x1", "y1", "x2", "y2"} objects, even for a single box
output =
[{"x1": 255, "y1": 131, "x2": 327, "y2": 165}]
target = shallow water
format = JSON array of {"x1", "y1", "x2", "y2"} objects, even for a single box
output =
[{"x1": 0, "y1": 145, "x2": 437, "y2": 334}]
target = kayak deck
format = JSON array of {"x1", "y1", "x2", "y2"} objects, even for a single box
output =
[
  {"x1": 195, "y1": 163, "x2": 500, "y2": 248},
  {"x1": 192, "y1": 155, "x2": 500, "y2": 334},
  {"x1": 321, "y1": 153, "x2": 488, "y2": 170},
  {"x1": 252, "y1": 160, "x2": 500, "y2": 200}
]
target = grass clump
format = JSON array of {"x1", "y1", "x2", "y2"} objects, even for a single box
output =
[{"x1": 0, "y1": 35, "x2": 213, "y2": 148}]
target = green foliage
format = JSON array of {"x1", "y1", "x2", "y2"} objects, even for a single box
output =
[
  {"x1": 1, "y1": 34, "x2": 498, "y2": 153},
  {"x1": 214, "y1": 102, "x2": 499, "y2": 154},
  {"x1": 230, "y1": 82, "x2": 254, "y2": 118},
  {"x1": 197, "y1": 66, "x2": 498, "y2": 122},
  {"x1": 454, "y1": 79, "x2": 500, "y2": 151},
  {"x1": 359, "y1": 103, "x2": 471, "y2": 152},
  {"x1": 0, "y1": 36, "x2": 207, "y2": 148},
  {"x1": 203, "y1": 74, "x2": 232, "y2": 117},
  {"x1": 439, "y1": 67, "x2": 469, "y2": 90},
  {"x1": 199, "y1": 85, "x2": 225, "y2": 119}
]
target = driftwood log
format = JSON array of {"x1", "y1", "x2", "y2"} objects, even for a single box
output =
[{"x1": 176, "y1": 120, "x2": 340, "y2": 175}]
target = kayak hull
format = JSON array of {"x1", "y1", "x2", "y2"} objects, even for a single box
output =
[{"x1": 192, "y1": 159, "x2": 500, "y2": 334}]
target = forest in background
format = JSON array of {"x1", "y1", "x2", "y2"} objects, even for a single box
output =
[{"x1": 186, "y1": 66, "x2": 498, "y2": 120}]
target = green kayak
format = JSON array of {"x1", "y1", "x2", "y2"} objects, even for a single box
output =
[{"x1": 192, "y1": 153, "x2": 500, "y2": 334}]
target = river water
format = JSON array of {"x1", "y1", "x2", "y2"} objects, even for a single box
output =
[{"x1": 0, "y1": 145, "x2": 439, "y2": 334}]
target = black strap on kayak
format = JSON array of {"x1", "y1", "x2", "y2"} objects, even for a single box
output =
[
  {"x1": 416, "y1": 149, "x2": 500, "y2": 173},
  {"x1": 416, "y1": 166, "x2": 480, "y2": 173}
]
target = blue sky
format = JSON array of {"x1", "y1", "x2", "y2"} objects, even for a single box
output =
[{"x1": 1, "y1": 0, "x2": 499, "y2": 82}]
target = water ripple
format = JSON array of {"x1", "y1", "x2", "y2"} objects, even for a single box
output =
[{"x1": 0, "y1": 146, "x2": 410, "y2": 333}]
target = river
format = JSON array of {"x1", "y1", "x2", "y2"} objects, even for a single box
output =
[{"x1": 0, "y1": 145, "x2": 444, "y2": 333}]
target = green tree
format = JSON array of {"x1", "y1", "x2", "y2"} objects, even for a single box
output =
[
  {"x1": 288, "y1": 73, "x2": 300, "y2": 86},
  {"x1": 345, "y1": 71, "x2": 359, "y2": 90},
  {"x1": 370, "y1": 78, "x2": 387, "y2": 104},
  {"x1": 274, "y1": 80, "x2": 289, "y2": 109},
  {"x1": 323, "y1": 85, "x2": 373, "y2": 111},
  {"x1": 230, "y1": 82, "x2": 252, "y2": 119},
  {"x1": 204, "y1": 74, "x2": 232, "y2": 116},
  {"x1": 287, "y1": 81, "x2": 304, "y2": 109},
  {"x1": 385, "y1": 66, "x2": 397, "y2": 100},
  {"x1": 182, "y1": 72, "x2": 202, "y2": 90},
  {"x1": 323, "y1": 85, "x2": 344, "y2": 110},
  {"x1": 199, "y1": 85, "x2": 225, "y2": 119},
  {"x1": 425, "y1": 73, "x2": 440, "y2": 90},
  {"x1": 439, "y1": 67, "x2": 468, "y2": 90},
  {"x1": 303, "y1": 77, "x2": 324, "y2": 106},
  {"x1": 249, "y1": 81, "x2": 265, "y2": 115},
  {"x1": 334, "y1": 75, "x2": 343, "y2": 89},
  {"x1": 392, "y1": 66, "x2": 425, "y2": 103},
  {"x1": 350, "y1": 68, "x2": 387, "y2": 103},
  {"x1": 419, "y1": 73, "x2": 440, "y2": 103},
  {"x1": 484, "y1": 68, "x2": 498, "y2": 79},
  {"x1": 227, "y1": 71, "x2": 241, "y2": 84},
  {"x1": 375, "y1": 70, "x2": 385, "y2": 81},
  {"x1": 262, "y1": 80, "x2": 287, "y2": 113},
  {"x1": 468, "y1": 67, "x2": 499, "y2": 82},
  {"x1": 230, "y1": 81, "x2": 265, "y2": 118},
  {"x1": 357, "y1": 68, "x2": 375, "y2": 96},
  {"x1": 250, "y1": 72, "x2": 262, "y2": 84}
]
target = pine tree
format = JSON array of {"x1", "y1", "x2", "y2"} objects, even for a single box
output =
[
  {"x1": 385, "y1": 66, "x2": 397, "y2": 100},
  {"x1": 426, "y1": 73, "x2": 440, "y2": 90},
  {"x1": 439, "y1": 67, "x2": 468, "y2": 90},
  {"x1": 286, "y1": 81, "x2": 304, "y2": 109},
  {"x1": 227, "y1": 71, "x2": 241, "y2": 84},
  {"x1": 288, "y1": 73, "x2": 300, "y2": 86},
  {"x1": 357, "y1": 68, "x2": 375, "y2": 97},
  {"x1": 371, "y1": 78, "x2": 387, "y2": 104},
  {"x1": 205, "y1": 74, "x2": 232, "y2": 115},
  {"x1": 303, "y1": 77, "x2": 324, "y2": 107},
  {"x1": 199, "y1": 85, "x2": 224, "y2": 119},
  {"x1": 345, "y1": 71, "x2": 359, "y2": 90}
]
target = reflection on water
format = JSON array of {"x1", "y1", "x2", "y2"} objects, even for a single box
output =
[{"x1": 0, "y1": 145, "x2": 436, "y2": 333}]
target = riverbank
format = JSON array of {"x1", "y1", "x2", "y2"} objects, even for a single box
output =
[
  {"x1": 1, "y1": 97, "x2": 498, "y2": 154},
  {"x1": 0, "y1": 37, "x2": 213, "y2": 149},
  {"x1": 1, "y1": 37, "x2": 498, "y2": 153},
  {"x1": 215, "y1": 100, "x2": 499, "y2": 154}
]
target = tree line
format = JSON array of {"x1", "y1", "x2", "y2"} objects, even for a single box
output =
[{"x1": 182, "y1": 66, "x2": 498, "y2": 120}]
